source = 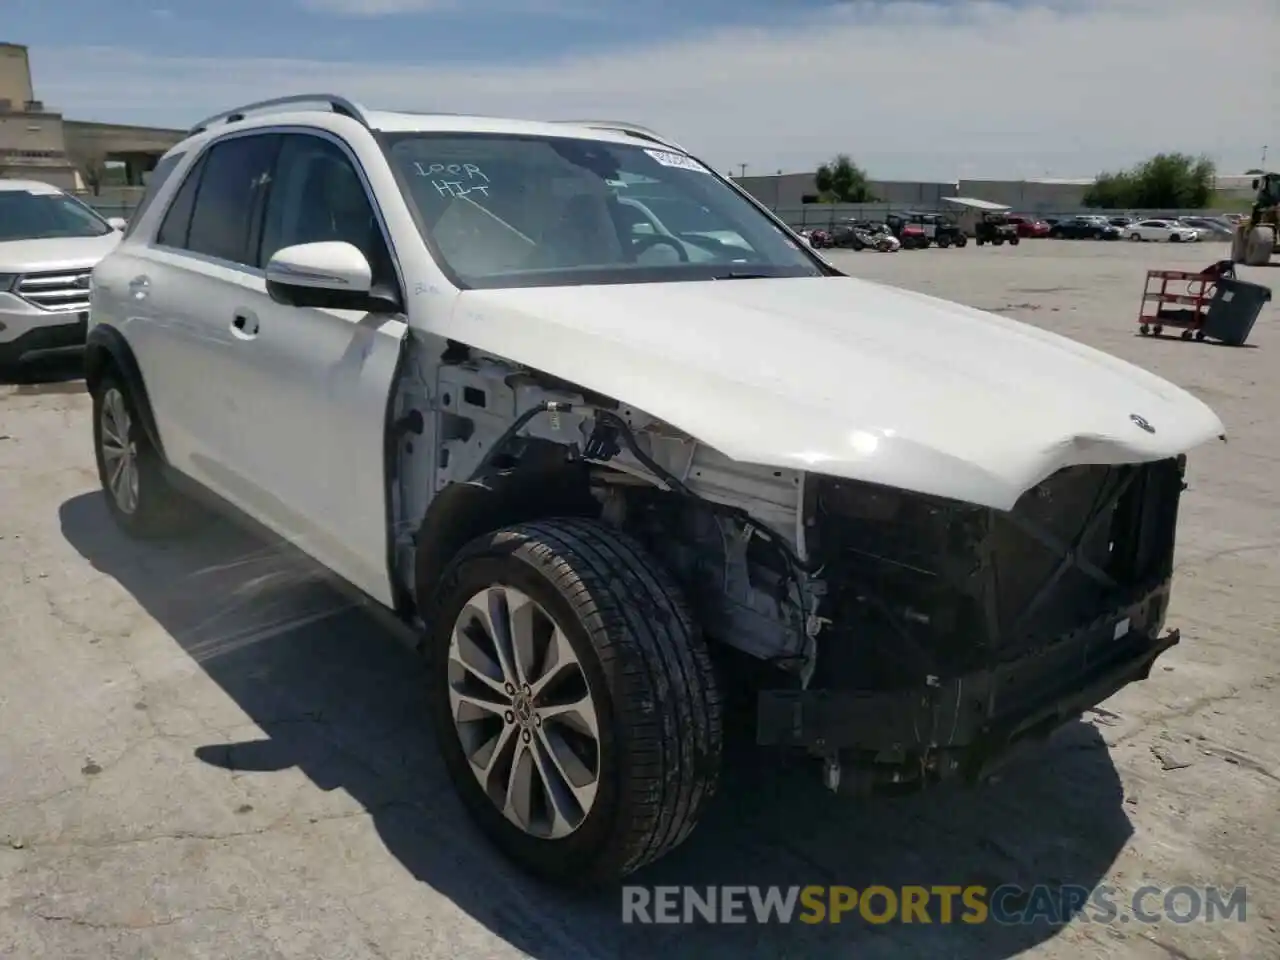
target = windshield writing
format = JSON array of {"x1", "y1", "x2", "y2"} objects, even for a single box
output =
[{"x1": 385, "y1": 133, "x2": 820, "y2": 289}]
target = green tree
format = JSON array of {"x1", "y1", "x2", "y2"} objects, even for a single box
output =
[
  {"x1": 1083, "y1": 152, "x2": 1215, "y2": 209},
  {"x1": 814, "y1": 154, "x2": 876, "y2": 203}
]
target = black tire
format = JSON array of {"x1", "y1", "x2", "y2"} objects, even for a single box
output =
[
  {"x1": 91, "y1": 372, "x2": 199, "y2": 539},
  {"x1": 954, "y1": 235, "x2": 967, "y2": 247},
  {"x1": 975, "y1": 237, "x2": 985, "y2": 247},
  {"x1": 1009, "y1": 235, "x2": 1020, "y2": 246},
  {"x1": 426, "y1": 518, "x2": 723, "y2": 886},
  {"x1": 937, "y1": 236, "x2": 951, "y2": 249},
  {"x1": 994, "y1": 237, "x2": 1004, "y2": 246}
]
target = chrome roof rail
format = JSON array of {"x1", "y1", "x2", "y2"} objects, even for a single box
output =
[
  {"x1": 187, "y1": 94, "x2": 370, "y2": 136},
  {"x1": 552, "y1": 119, "x2": 680, "y2": 149}
]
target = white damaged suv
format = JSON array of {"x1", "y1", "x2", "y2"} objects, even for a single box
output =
[
  {"x1": 86, "y1": 95, "x2": 1225, "y2": 885},
  {"x1": 0, "y1": 179, "x2": 126, "y2": 374}
]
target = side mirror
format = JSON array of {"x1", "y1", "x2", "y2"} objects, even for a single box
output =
[
  {"x1": 265, "y1": 241, "x2": 399, "y2": 312},
  {"x1": 107, "y1": 217, "x2": 128, "y2": 231}
]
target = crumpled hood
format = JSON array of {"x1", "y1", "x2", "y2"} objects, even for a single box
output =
[
  {"x1": 444, "y1": 275, "x2": 1225, "y2": 510},
  {"x1": 0, "y1": 233, "x2": 121, "y2": 274}
]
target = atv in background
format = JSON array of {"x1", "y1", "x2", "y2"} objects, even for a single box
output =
[
  {"x1": 887, "y1": 212, "x2": 967, "y2": 249},
  {"x1": 974, "y1": 211, "x2": 1020, "y2": 246}
]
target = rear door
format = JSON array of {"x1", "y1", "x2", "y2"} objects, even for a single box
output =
[
  {"x1": 217, "y1": 130, "x2": 409, "y2": 606},
  {"x1": 139, "y1": 133, "x2": 282, "y2": 495}
]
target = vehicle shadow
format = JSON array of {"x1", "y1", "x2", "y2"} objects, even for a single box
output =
[
  {"x1": 58, "y1": 491, "x2": 1134, "y2": 960},
  {"x1": 0, "y1": 354, "x2": 86, "y2": 393}
]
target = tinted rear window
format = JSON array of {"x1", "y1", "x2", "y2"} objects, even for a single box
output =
[{"x1": 123, "y1": 152, "x2": 184, "y2": 238}]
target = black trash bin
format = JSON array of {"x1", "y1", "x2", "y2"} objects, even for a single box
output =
[{"x1": 1199, "y1": 278, "x2": 1272, "y2": 346}]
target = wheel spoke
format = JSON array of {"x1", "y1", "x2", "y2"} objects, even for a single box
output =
[
  {"x1": 502, "y1": 738, "x2": 538, "y2": 830},
  {"x1": 471, "y1": 719, "x2": 518, "y2": 777},
  {"x1": 476, "y1": 588, "x2": 522, "y2": 689},
  {"x1": 450, "y1": 620, "x2": 509, "y2": 698},
  {"x1": 528, "y1": 626, "x2": 576, "y2": 701},
  {"x1": 539, "y1": 693, "x2": 599, "y2": 740},
  {"x1": 532, "y1": 725, "x2": 598, "y2": 838}
]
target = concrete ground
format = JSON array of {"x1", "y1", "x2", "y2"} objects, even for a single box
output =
[{"x1": 1, "y1": 239, "x2": 1276, "y2": 960}]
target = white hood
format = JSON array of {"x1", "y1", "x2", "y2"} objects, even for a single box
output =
[
  {"x1": 0, "y1": 232, "x2": 122, "y2": 273},
  {"x1": 442, "y1": 276, "x2": 1225, "y2": 510}
]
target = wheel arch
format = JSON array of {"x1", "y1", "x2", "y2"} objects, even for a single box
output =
[
  {"x1": 412, "y1": 454, "x2": 600, "y2": 622},
  {"x1": 84, "y1": 325, "x2": 167, "y2": 463}
]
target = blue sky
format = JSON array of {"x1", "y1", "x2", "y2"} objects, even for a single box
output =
[{"x1": 11, "y1": 0, "x2": 1276, "y2": 180}]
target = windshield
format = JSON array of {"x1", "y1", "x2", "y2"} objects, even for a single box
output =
[
  {"x1": 383, "y1": 133, "x2": 823, "y2": 289},
  {"x1": 0, "y1": 188, "x2": 112, "y2": 241}
]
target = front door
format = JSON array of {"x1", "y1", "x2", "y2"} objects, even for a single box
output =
[{"x1": 219, "y1": 131, "x2": 410, "y2": 606}]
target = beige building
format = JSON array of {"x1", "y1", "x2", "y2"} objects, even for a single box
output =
[{"x1": 0, "y1": 41, "x2": 183, "y2": 191}]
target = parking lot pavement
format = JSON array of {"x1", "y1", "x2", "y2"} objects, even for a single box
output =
[{"x1": 1, "y1": 240, "x2": 1277, "y2": 959}]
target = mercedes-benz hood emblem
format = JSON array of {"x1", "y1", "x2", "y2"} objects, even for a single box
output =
[{"x1": 1130, "y1": 414, "x2": 1155, "y2": 434}]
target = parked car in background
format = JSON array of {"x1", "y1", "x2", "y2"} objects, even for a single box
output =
[
  {"x1": 1177, "y1": 217, "x2": 1233, "y2": 240},
  {"x1": 1125, "y1": 219, "x2": 1199, "y2": 243},
  {"x1": 0, "y1": 179, "x2": 127, "y2": 375},
  {"x1": 1048, "y1": 216, "x2": 1121, "y2": 240},
  {"x1": 1007, "y1": 215, "x2": 1050, "y2": 238}
]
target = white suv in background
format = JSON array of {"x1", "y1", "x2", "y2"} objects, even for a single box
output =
[
  {"x1": 0, "y1": 179, "x2": 126, "y2": 374},
  {"x1": 86, "y1": 95, "x2": 1225, "y2": 886}
]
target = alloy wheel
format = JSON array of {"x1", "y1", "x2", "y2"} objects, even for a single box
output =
[
  {"x1": 447, "y1": 585, "x2": 602, "y2": 839},
  {"x1": 100, "y1": 388, "x2": 140, "y2": 515}
]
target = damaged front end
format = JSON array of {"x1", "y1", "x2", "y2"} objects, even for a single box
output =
[{"x1": 756, "y1": 456, "x2": 1187, "y2": 795}]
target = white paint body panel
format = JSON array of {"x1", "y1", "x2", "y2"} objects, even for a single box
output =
[
  {"x1": 436, "y1": 276, "x2": 1224, "y2": 510},
  {"x1": 89, "y1": 103, "x2": 1227, "y2": 617}
]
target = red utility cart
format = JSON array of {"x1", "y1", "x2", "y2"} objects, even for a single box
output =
[{"x1": 1137, "y1": 262, "x2": 1234, "y2": 341}]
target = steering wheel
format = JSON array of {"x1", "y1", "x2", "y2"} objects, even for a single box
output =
[{"x1": 631, "y1": 233, "x2": 690, "y2": 263}]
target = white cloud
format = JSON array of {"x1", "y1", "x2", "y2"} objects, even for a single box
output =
[{"x1": 28, "y1": 0, "x2": 1279, "y2": 179}]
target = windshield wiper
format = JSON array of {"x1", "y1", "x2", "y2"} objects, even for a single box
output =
[{"x1": 710, "y1": 271, "x2": 772, "y2": 280}]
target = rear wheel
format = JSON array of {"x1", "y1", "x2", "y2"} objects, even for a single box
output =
[
  {"x1": 1009, "y1": 235, "x2": 1020, "y2": 246},
  {"x1": 426, "y1": 518, "x2": 723, "y2": 885},
  {"x1": 1130, "y1": 233, "x2": 1142, "y2": 241},
  {"x1": 91, "y1": 373, "x2": 201, "y2": 539}
]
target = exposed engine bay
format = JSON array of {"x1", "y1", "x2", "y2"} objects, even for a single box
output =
[{"x1": 391, "y1": 337, "x2": 1187, "y2": 791}]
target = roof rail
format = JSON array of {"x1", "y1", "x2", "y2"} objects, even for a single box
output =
[
  {"x1": 187, "y1": 94, "x2": 370, "y2": 136},
  {"x1": 553, "y1": 119, "x2": 680, "y2": 149}
]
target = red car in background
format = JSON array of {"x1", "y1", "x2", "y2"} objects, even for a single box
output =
[{"x1": 1007, "y1": 215, "x2": 1051, "y2": 238}]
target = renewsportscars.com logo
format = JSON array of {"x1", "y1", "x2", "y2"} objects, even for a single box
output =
[{"x1": 621, "y1": 884, "x2": 1248, "y2": 926}]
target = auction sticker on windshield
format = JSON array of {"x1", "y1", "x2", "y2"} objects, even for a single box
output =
[{"x1": 645, "y1": 149, "x2": 709, "y2": 174}]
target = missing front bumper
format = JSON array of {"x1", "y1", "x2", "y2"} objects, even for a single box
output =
[{"x1": 757, "y1": 609, "x2": 1180, "y2": 788}]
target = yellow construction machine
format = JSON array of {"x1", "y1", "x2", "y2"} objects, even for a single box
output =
[{"x1": 1231, "y1": 172, "x2": 1279, "y2": 266}]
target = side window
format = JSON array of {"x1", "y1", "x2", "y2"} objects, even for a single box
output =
[
  {"x1": 124, "y1": 152, "x2": 184, "y2": 238},
  {"x1": 156, "y1": 154, "x2": 205, "y2": 249},
  {"x1": 184, "y1": 134, "x2": 281, "y2": 266},
  {"x1": 259, "y1": 134, "x2": 393, "y2": 287}
]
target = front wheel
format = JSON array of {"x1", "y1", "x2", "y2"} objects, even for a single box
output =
[
  {"x1": 1130, "y1": 233, "x2": 1142, "y2": 241},
  {"x1": 426, "y1": 518, "x2": 723, "y2": 885},
  {"x1": 1009, "y1": 235, "x2": 1020, "y2": 246}
]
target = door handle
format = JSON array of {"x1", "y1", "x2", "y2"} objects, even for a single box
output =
[{"x1": 231, "y1": 310, "x2": 260, "y2": 339}]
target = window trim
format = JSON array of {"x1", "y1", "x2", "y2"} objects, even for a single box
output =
[
  {"x1": 253, "y1": 128, "x2": 405, "y2": 305},
  {"x1": 176, "y1": 133, "x2": 283, "y2": 268},
  {"x1": 147, "y1": 125, "x2": 405, "y2": 305}
]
